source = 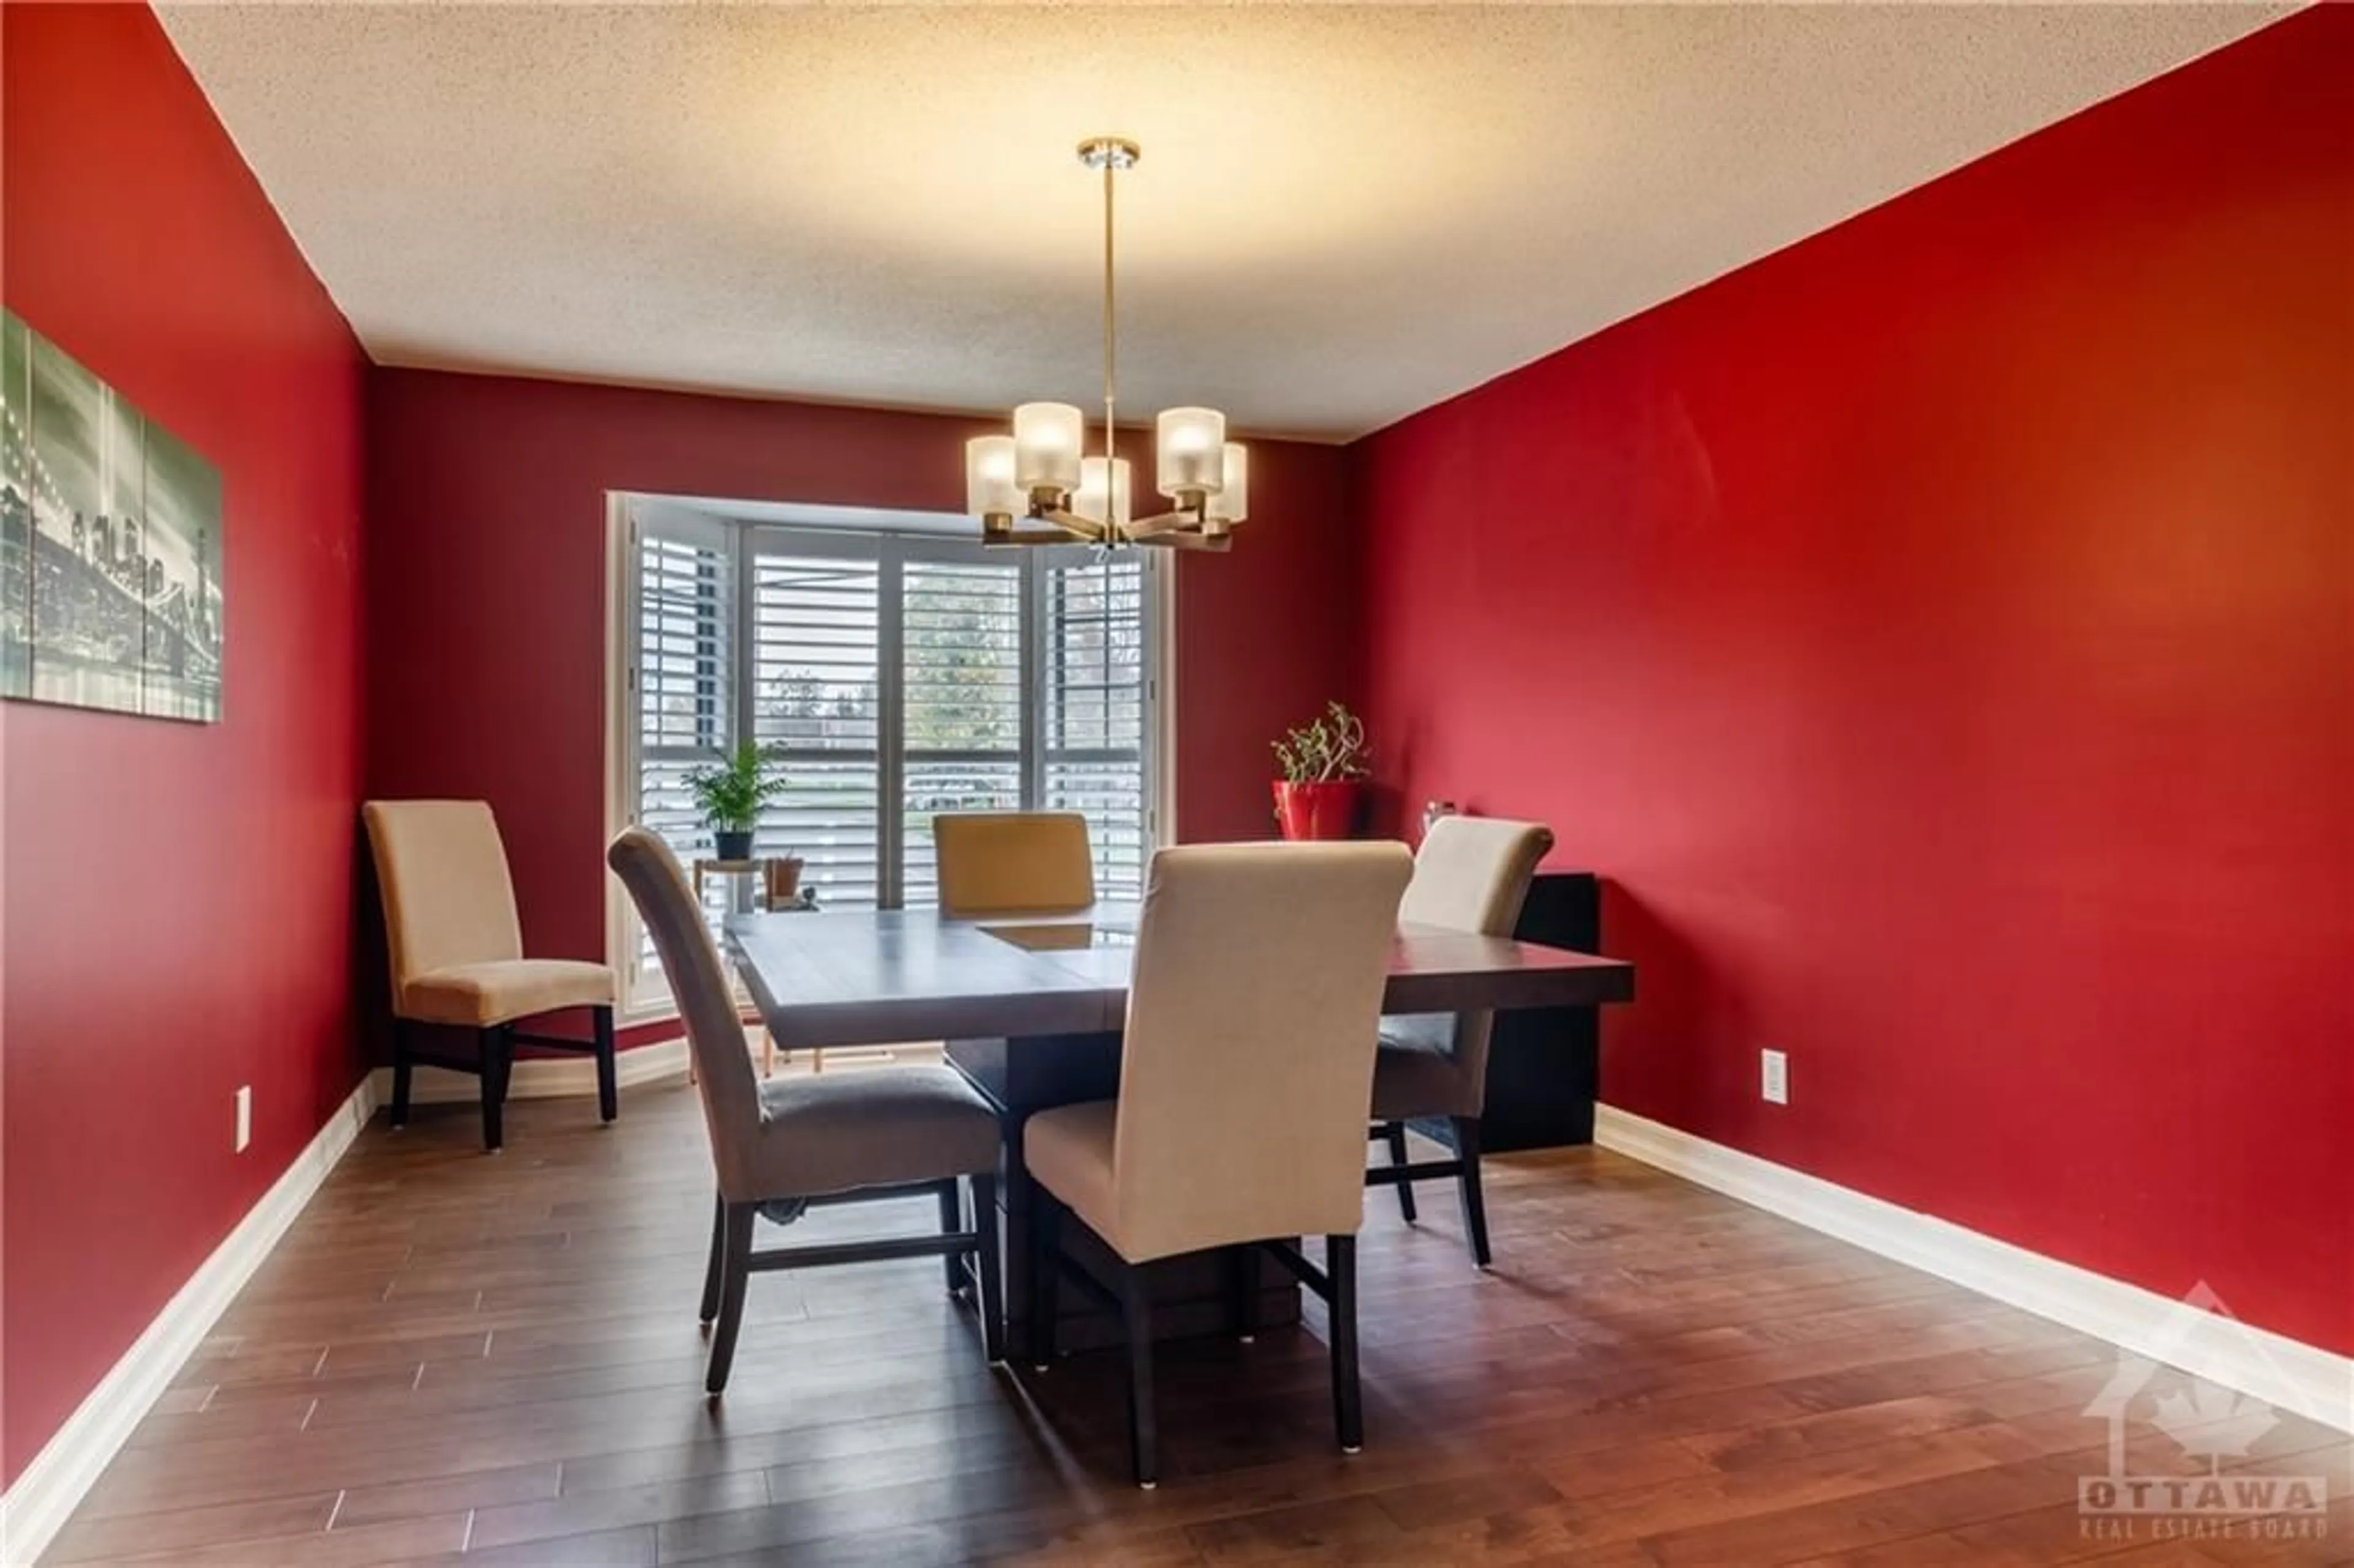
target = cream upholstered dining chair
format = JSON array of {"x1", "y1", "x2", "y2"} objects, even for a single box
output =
[
  {"x1": 606, "y1": 828, "x2": 1006, "y2": 1394},
  {"x1": 933, "y1": 810, "x2": 1095, "y2": 919},
  {"x1": 1023, "y1": 840, "x2": 1413, "y2": 1488},
  {"x1": 363, "y1": 801, "x2": 617, "y2": 1151},
  {"x1": 1368, "y1": 816, "x2": 1554, "y2": 1269}
]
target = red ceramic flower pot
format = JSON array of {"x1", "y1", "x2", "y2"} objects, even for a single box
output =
[{"x1": 1273, "y1": 780, "x2": 1363, "y2": 841}]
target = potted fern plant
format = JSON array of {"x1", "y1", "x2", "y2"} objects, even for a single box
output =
[
  {"x1": 1272, "y1": 701, "x2": 1371, "y2": 841},
  {"x1": 684, "y1": 740, "x2": 788, "y2": 862}
]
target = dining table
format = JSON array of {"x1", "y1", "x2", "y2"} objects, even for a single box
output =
[{"x1": 727, "y1": 902, "x2": 1637, "y2": 1349}]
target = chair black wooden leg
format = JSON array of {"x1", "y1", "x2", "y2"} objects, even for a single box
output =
[
  {"x1": 389, "y1": 1020, "x2": 414, "y2": 1128},
  {"x1": 1119, "y1": 1264, "x2": 1159, "y2": 1489},
  {"x1": 705, "y1": 1201, "x2": 756, "y2": 1395},
  {"x1": 1384, "y1": 1122, "x2": 1417, "y2": 1224},
  {"x1": 1453, "y1": 1116, "x2": 1492, "y2": 1269},
  {"x1": 699, "y1": 1190, "x2": 726, "y2": 1327},
  {"x1": 939, "y1": 1179, "x2": 966, "y2": 1295},
  {"x1": 971, "y1": 1173, "x2": 1004, "y2": 1365},
  {"x1": 1029, "y1": 1191, "x2": 1063, "y2": 1371},
  {"x1": 938, "y1": 1180, "x2": 969, "y2": 1299},
  {"x1": 1230, "y1": 1241, "x2": 1262, "y2": 1342},
  {"x1": 1327, "y1": 1234, "x2": 1363, "y2": 1453},
  {"x1": 479, "y1": 1024, "x2": 512, "y2": 1151},
  {"x1": 592, "y1": 1005, "x2": 617, "y2": 1123}
]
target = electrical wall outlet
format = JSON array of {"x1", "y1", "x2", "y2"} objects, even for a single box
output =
[
  {"x1": 1761, "y1": 1049, "x2": 1789, "y2": 1106},
  {"x1": 235, "y1": 1084, "x2": 253, "y2": 1152}
]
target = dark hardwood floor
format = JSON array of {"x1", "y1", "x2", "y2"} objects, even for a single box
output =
[{"x1": 47, "y1": 1078, "x2": 2348, "y2": 1566}]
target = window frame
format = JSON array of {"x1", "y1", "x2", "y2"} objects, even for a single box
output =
[{"x1": 604, "y1": 493, "x2": 1173, "y2": 1025}]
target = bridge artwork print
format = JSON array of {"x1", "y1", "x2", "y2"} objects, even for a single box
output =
[{"x1": 2, "y1": 309, "x2": 224, "y2": 723}]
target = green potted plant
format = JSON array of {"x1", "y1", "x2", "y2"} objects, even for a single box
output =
[
  {"x1": 684, "y1": 740, "x2": 788, "y2": 862},
  {"x1": 1271, "y1": 701, "x2": 1371, "y2": 841}
]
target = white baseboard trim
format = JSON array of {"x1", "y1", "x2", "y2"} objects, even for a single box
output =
[
  {"x1": 1593, "y1": 1103, "x2": 2353, "y2": 1434},
  {"x1": 368, "y1": 1037, "x2": 689, "y2": 1106},
  {"x1": 0, "y1": 1078, "x2": 379, "y2": 1566}
]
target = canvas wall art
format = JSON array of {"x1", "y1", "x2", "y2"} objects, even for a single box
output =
[
  {"x1": 1, "y1": 313, "x2": 31, "y2": 701},
  {"x1": 0, "y1": 308, "x2": 223, "y2": 722}
]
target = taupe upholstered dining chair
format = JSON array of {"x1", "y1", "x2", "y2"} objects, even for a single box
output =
[
  {"x1": 1023, "y1": 840, "x2": 1413, "y2": 1488},
  {"x1": 932, "y1": 810, "x2": 1095, "y2": 919},
  {"x1": 364, "y1": 800, "x2": 617, "y2": 1151},
  {"x1": 1367, "y1": 816, "x2": 1554, "y2": 1268},
  {"x1": 606, "y1": 828, "x2": 1006, "y2": 1394}
]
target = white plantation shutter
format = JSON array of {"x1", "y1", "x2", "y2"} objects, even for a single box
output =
[
  {"x1": 1044, "y1": 552, "x2": 1150, "y2": 899},
  {"x1": 626, "y1": 509, "x2": 734, "y2": 1002},
  {"x1": 618, "y1": 510, "x2": 1163, "y2": 1014},
  {"x1": 901, "y1": 554, "x2": 1026, "y2": 908},
  {"x1": 750, "y1": 545, "x2": 883, "y2": 909},
  {"x1": 638, "y1": 536, "x2": 732, "y2": 769}
]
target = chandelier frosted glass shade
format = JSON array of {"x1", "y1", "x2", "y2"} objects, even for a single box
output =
[
  {"x1": 1206, "y1": 443, "x2": 1249, "y2": 528},
  {"x1": 1155, "y1": 408, "x2": 1226, "y2": 500},
  {"x1": 965, "y1": 436, "x2": 1021, "y2": 521},
  {"x1": 962, "y1": 137, "x2": 1247, "y2": 552},
  {"x1": 1070, "y1": 456, "x2": 1133, "y2": 529},
  {"x1": 1011, "y1": 402, "x2": 1086, "y2": 495}
]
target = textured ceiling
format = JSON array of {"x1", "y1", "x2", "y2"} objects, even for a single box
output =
[{"x1": 157, "y1": 4, "x2": 2290, "y2": 441}]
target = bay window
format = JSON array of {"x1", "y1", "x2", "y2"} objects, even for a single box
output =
[{"x1": 611, "y1": 497, "x2": 1165, "y2": 1016}]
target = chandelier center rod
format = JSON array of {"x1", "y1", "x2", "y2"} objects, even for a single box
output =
[
  {"x1": 1102, "y1": 144, "x2": 1116, "y2": 483},
  {"x1": 1078, "y1": 137, "x2": 1138, "y2": 534}
]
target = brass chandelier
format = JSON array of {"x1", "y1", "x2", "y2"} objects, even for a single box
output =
[{"x1": 964, "y1": 137, "x2": 1247, "y2": 550}]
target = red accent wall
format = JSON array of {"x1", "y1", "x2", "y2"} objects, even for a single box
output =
[
  {"x1": 363, "y1": 371, "x2": 1357, "y2": 1048},
  {"x1": 1, "y1": 4, "x2": 368, "y2": 1482},
  {"x1": 1356, "y1": 9, "x2": 2352, "y2": 1355}
]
